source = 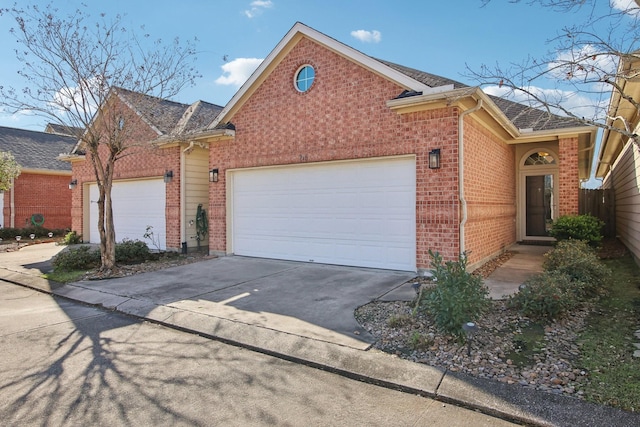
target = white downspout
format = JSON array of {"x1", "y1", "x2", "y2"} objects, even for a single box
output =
[
  {"x1": 10, "y1": 177, "x2": 15, "y2": 228},
  {"x1": 180, "y1": 142, "x2": 193, "y2": 251},
  {"x1": 459, "y1": 99, "x2": 483, "y2": 255}
]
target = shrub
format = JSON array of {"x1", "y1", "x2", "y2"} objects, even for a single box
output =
[
  {"x1": 61, "y1": 231, "x2": 83, "y2": 245},
  {"x1": 549, "y1": 214, "x2": 604, "y2": 246},
  {"x1": 417, "y1": 251, "x2": 490, "y2": 339},
  {"x1": 52, "y1": 246, "x2": 100, "y2": 271},
  {"x1": 508, "y1": 271, "x2": 579, "y2": 320},
  {"x1": 115, "y1": 239, "x2": 151, "y2": 264},
  {"x1": 543, "y1": 239, "x2": 611, "y2": 297}
]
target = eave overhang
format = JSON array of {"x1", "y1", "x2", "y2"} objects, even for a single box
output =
[
  {"x1": 58, "y1": 153, "x2": 86, "y2": 163},
  {"x1": 596, "y1": 56, "x2": 640, "y2": 178},
  {"x1": 153, "y1": 128, "x2": 236, "y2": 149},
  {"x1": 387, "y1": 86, "x2": 597, "y2": 178}
]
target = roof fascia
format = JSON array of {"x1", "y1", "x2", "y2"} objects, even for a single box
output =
[
  {"x1": 154, "y1": 128, "x2": 235, "y2": 148},
  {"x1": 209, "y1": 22, "x2": 431, "y2": 129},
  {"x1": 18, "y1": 168, "x2": 72, "y2": 176},
  {"x1": 387, "y1": 87, "x2": 521, "y2": 138},
  {"x1": 387, "y1": 86, "x2": 596, "y2": 145},
  {"x1": 596, "y1": 57, "x2": 640, "y2": 177},
  {"x1": 58, "y1": 153, "x2": 86, "y2": 163}
]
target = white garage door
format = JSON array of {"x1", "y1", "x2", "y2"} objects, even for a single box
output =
[
  {"x1": 231, "y1": 157, "x2": 416, "y2": 271},
  {"x1": 89, "y1": 179, "x2": 166, "y2": 250}
]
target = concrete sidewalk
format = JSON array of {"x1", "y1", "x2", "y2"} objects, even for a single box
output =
[{"x1": 1, "y1": 243, "x2": 639, "y2": 427}]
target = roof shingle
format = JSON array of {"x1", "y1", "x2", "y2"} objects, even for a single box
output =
[{"x1": 0, "y1": 126, "x2": 76, "y2": 171}]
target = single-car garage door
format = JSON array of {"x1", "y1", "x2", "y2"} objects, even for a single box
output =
[
  {"x1": 230, "y1": 156, "x2": 416, "y2": 271},
  {"x1": 89, "y1": 179, "x2": 166, "y2": 250}
]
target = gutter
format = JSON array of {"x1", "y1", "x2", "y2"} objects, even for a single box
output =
[{"x1": 459, "y1": 99, "x2": 483, "y2": 255}]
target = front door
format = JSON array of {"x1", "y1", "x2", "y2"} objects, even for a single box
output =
[
  {"x1": 519, "y1": 149, "x2": 558, "y2": 241},
  {"x1": 525, "y1": 174, "x2": 554, "y2": 237}
]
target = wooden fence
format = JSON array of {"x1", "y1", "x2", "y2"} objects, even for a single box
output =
[{"x1": 579, "y1": 188, "x2": 615, "y2": 238}]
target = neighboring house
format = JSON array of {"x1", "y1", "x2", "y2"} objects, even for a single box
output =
[
  {"x1": 62, "y1": 88, "x2": 222, "y2": 251},
  {"x1": 596, "y1": 56, "x2": 640, "y2": 264},
  {"x1": 0, "y1": 126, "x2": 76, "y2": 230},
  {"x1": 66, "y1": 23, "x2": 596, "y2": 272}
]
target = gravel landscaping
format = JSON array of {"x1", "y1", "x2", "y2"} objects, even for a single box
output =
[{"x1": 355, "y1": 240, "x2": 628, "y2": 401}]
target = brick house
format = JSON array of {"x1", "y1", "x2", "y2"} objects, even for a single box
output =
[
  {"x1": 66, "y1": 23, "x2": 596, "y2": 272},
  {"x1": 0, "y1": 126, "x2": 76, "y2": 230},
  {"x1": 62, "y1": 88, "x2": 222, "y2": 251}
]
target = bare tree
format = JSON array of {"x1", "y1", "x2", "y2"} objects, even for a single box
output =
[
  {"x1": 0, "y1": 3, "x2": 200, "y2": 272},
  {"x1": 470, "y1": 0, "x2": 640, "y2": 150}
]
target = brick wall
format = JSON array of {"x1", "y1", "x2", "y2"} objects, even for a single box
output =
[
  {"x1": 5, "y1": 172, "x2": 71, "y2": 230},
  {"x1": 70, "y1": 95, "x2": 182, "y2": 249},
  {"x1": 558, "y1": 137, "x2": 580, "y2": 216},
  {"x1": 209, "y1": 37, "x2": 462, "y2": 269},
  {"x1": 463, "y1": 116, "x2": 517, "y2": 266}
]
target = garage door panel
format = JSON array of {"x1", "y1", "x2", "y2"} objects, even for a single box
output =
[
  {"x1": 89, "y1": 180, "x2": 166, "y2": 250},
  {"x1": 231, "y1": 157, "x2": 416, "y2": 271}
]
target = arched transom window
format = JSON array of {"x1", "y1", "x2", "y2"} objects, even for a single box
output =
[{"x1": 524, "y1": 151, "x2": 556, "y2": 166}]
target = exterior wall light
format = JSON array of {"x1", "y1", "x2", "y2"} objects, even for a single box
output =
[
  {"x1": 209, "y1": 168, "x2": 219, "y2": 183},
  {"x1": 164, "y1": 170, "x2": 174, "y2": 183},
  {"x1": 429, "y1": 149, "x2": 441, "y2": 169},
  {"x1": 69, "y1": 179, "x2": 78, "y2": 190}
]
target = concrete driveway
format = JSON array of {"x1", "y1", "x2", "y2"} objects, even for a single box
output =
[{"x1": 57, "y1": 256, "x2": 416, "y2": 349}]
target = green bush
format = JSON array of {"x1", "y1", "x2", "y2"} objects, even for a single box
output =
[
  {"x1": 61, "y1": 231, "x2": 83, "y2": 245},
  {"x1": 417, "y1": 251, "x2": 490, "y2": 339},
  {"x1": 543, "y1": 239, "x2": 610, "y2": 297},
  {"x1": 548, "y1": 214, "x2": 604, "y2": 246},
  {"x1": 508, "y1": 271, "x2": 579, "y2": 320},
  {"x1": 115, "y1": 239, "x2": 151, "y2": 264},
  {"x1": 52, "y1": 246, "x2": 100, "y2": 271}
]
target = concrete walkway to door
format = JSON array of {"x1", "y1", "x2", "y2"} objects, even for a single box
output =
[{"x1": 484, "y1": 244, "x2": 550, "y2": 300}]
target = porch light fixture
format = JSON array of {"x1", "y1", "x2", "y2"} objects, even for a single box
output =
[
  {"x1": 429, "y1": 149, "x2": 441, "y2": 169},
  {"x1": 209, "y1": 168, "x2": 219, "y2": 183},
  {"x1": 68, "y1": 179, "x2": 78, "y2": 190},
  {"x1": 163, "y1": 170, "x2": 174, "y2": 183}
]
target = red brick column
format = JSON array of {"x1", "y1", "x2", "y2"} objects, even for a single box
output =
[{"x1": 558, "y1": 137, "x2": 579, "y2": 216}]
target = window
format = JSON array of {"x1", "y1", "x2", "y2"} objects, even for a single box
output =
[
  {"x1": 524, "y1": 151, "x2": 556, "y2": 166},
  {"x1": 294, "y1": 65, "x2": 315, "y2": 92}
]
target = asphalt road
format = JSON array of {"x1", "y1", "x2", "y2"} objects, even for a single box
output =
[{"x1": 0, "y1": 282, "x2": 518, "y2": 426}]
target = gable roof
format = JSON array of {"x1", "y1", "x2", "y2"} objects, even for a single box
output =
[
  {"x1": 378, "y1": 59, "x2": 584, "y2": 132},
  {"x1": 115, "y1": 88, "x2": 223, "y2": 136},
  {"x1": 208, "y1": 22, "x2": 588, "y2": 136},
  {"x1": 0, "y1": 126, "x2": 76, "y2": 172}
]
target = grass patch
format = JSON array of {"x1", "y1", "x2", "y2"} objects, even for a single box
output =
[
  {"x1": 577, "y1": 255, "x2": 640, "y2": 411},
  {"x1": 43, "y1": 270, "x2": 86, "y2": 284}
]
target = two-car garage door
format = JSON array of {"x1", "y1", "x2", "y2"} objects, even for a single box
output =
[
  {"x1": 89, "y1": 179, "x2": 166, "y2": 250},
  {"x1": 230, "y1": 156, "x2": 416, "y2": 271}
]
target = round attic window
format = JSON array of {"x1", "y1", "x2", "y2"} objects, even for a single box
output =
[{"x1": 294, "y1": 64, "x2": 315, "y2": 92}]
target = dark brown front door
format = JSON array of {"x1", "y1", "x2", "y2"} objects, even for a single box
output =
[{"x1": 526, "y1": 174, "x2": 553, "y2": 236}]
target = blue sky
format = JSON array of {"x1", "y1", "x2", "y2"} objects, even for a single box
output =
[{"x1": 0, "y1": 0, "x2": 621, "y2": 131}]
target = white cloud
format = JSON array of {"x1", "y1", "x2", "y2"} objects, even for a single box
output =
[
  {"x1": 244, "y1": 0, "x2": 273, "y2": 18},
  {"x1": 350, "y1": 29, "x2": 381, "y2": 43},
  {"x1": 611, "y1": 0, "x2": 640, "y2": 15},
  {"x1": 548, "y1": 44, "x2": 617, "y2": 83},
  {"x1": 215, "y1": 57, "x2": 264, "y2": 87}
]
